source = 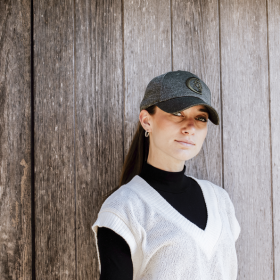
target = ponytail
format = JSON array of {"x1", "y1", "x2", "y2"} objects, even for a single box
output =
[{"x1": 100, "y1": 105, "x2": 156, "y2": 204}]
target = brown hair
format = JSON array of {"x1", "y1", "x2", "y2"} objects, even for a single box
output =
[{"x1": 100, "y1": 105, "x2": 157, "y2": 205}]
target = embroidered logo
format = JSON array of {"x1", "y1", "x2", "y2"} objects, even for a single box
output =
[{"x1": 186, "y1": 77, "x2": 202, "y2": 94}]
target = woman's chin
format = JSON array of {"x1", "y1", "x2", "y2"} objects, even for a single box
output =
[{"x1": 172, "y1": 150, "x2": 197, "y2": 162}]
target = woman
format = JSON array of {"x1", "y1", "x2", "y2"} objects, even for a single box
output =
[{"x1": 92, "y1": 70, "x2": 241, "y2": 280}]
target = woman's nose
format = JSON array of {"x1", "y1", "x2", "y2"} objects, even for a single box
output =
[{"x1": 183, "y1": 121, "x2": 196, "y2": 134}]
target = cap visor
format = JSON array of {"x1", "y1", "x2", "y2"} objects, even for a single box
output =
[{"x1": 156, "y1": 96, "x2": 219, "y2": 125}]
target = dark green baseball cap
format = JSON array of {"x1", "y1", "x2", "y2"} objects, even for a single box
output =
[{"x1": 140, "y1": 70, "x2": 220, "y2": 125}]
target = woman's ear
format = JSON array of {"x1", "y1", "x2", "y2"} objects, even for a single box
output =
[{"x1": 139, "y1": 110, "x2": 152, "y2": 132}]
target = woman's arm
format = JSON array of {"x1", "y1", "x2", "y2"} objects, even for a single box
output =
[{"x1": 97, "y1": 227, "x2": 133, "y2": 280}]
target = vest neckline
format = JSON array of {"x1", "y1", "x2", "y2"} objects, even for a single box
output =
[{"x1": 128, "y1": 174, "x2": 222, "y2": 260}]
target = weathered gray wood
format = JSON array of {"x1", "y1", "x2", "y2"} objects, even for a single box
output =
[
  {"x1": 34, "y1": 1, "x2": 76, "y2": 278},
  {"x1": 220, "y1": 0, "x2": 273, "y2": 278},
  {"x1": 1, "y1": 1, "x2": 278, "y2": 280},
  {"x1": 75, "y1": 0, "x2": 123, "y2": 279},
  {"x1": 123, "y1": 0, "x2": 172, "y2": 155},
  {"x1": 0, "y1": 0, "x2": 32, "y2": 279},
  {"x1": 267, "y1": 0, "x2": 280, "y2": 277},
  {"x1": 172, "y1": 0, "x2": 222, "y2": 186}
]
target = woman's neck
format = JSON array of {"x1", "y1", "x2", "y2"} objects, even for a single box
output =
[
  {"x1": 139, "y1": 161, "x2": 187, "y2": 192},
  {"x1": 146, "y1": 152, "x2": 186, "y2": 172}
]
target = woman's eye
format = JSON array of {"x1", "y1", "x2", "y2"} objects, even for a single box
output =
[
  {"x1": 196, "y1": 117, "x2": 208, "y2": 122},
  {"x1": 172, "y1": 112, "x2": 183, "y2": 117},
  {"x1": 172, "y1": 113, "x2": 208, "y2": 122}
]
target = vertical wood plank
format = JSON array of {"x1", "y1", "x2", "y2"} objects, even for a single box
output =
[
  {"x1": 123, "y1": 0, "x2": 172, "y2": 155},
  {"x1": 267, "y1": 0, "x2": 280, "y2": 277},
  {"x1": 0, "y1": 0, "x2": 32, "y2": 279},
  {"x1": 172, "y1": 0, "x2": 222, "y2": 185},
  {"x1": 220, "y1": 0, "x2": 273, "y2": 278},
  {"x1": 75, "y1": 0, "x2": 123, "y2": 279},
  {"x1": 34, "y1": 0, "x2": 76, "y2": 278}
]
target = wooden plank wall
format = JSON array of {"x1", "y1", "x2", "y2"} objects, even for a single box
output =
[
  {"x1": 220, "y1": 0, "x2": 273, "y2": 278},
  {"x1": 75, "y1": 0, "x2": 123, "y2": 278},
  {"x1": 1, "y1": 0, "x2": 280, "y2": 279},
  {"x1": 0, "y1": 0, "x2": 32, "y2": 279},
  {"x1": 34, "y1": 0, "x2": 76, "y2": 278},
  {"x1": 268, "y1": 0, "x2": 280, "y2": 277}
]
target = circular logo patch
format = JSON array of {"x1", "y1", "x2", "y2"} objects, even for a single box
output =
[{"x1": 186, "y1": 77, "x2": 202, "y2": 94}]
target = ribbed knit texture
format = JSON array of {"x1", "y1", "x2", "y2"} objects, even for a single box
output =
[{"x1": 92, "y1": 174, "x2": 241, "y2": 280}]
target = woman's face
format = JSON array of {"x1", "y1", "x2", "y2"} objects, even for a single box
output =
[{"x1": 139, "y1": 104, "x2": 209, "y2": 170}]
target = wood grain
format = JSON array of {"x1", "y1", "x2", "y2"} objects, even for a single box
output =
[
  {"x1": 172, "y1": 0, "x2": 222, "y2": 186},
  {"x1": 267, "y1": 0, "x2": 280, "y2": 278},
  {"x1": 220, "y1": 0, "x2": 273, "y2": 278},
  {"x1": 34, "y1": 0, "x2": 76, "y2": 278},
  {"x1": 0, "y1": 0, "x2": 32, "y2": 279},
  {"x1": 1, "y1": 1, "x2": 279, "y2": 279},
  {"x1": 75, "y1": 0, "x2": 124, "y2": 279},
  {"x1": 123, "y1": 0, "x2": 172, "y2": 156}
]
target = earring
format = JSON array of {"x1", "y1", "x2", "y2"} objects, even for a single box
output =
[{"x1": 145, "y1": 130, "x2": 149, "y2": 137}]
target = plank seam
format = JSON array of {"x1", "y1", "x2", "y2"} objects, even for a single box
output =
[
  {"x1": 121, "y1": 0, "x2": 126, "y2": 165},
  {"x1": 217, "y1": 0, "x2": 224, "y2": 189},
  {"x1": 266, "y1": 0, "x2": 275, "y2": 278},
  {"x1": 30, "y1": 0, "x2": 36, "y2": 279},
  {"x1": 73, "y1": 0, "x2": 77, "y2": 278}
]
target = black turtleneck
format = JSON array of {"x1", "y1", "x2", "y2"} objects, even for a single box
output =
[{"x1": 97, "y1": 161, "x2": 207, "y2": 280}]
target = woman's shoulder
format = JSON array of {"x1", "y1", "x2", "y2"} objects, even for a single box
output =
[
  {"x1": 205, "y1": 179, "x2": 235, "y2": 206},
  {"x1": 191, "y1": 175, "x2": 229, "y2": 196},
  {"x1": 191, "y1": 176, "x2": 241, "y2": 240},
  {"x1": 187, "y1": 175, "x2": 233, "y2": 205},
  {"x1": 187, "y1": 175, "x2": 225, "y2": 193},
  {"x1": 99, "y1": 175, "x2": 146, "y2": 213}
]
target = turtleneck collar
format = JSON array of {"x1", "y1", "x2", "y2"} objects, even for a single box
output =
[{"x1": 139, "y1": 161, "x2": 188, "y2": 193}]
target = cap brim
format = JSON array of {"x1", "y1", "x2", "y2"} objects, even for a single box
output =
[{"x1": 156, "y1": 96, "x2": 220, "y2": 125}]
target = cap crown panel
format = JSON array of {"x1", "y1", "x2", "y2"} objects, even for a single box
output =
[
  {"x1": 160, "y1": 71, "x2": 211, "y2": 104},
  {"x1": 140, "y1": 73, "x2": 166, "y2": 110}
]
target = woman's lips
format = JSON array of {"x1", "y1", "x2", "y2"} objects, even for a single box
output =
[{"x1": 175, "y1": 140, "x2": 195, "y2": 147}]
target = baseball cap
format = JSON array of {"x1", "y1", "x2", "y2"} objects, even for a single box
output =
[{"x1": 140, "y1": 70, "x2": 220, "y2": 125}]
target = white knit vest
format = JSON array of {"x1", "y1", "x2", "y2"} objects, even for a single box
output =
[{"x1": 92, "y1": 175, "x2": 241, "y2": 280}]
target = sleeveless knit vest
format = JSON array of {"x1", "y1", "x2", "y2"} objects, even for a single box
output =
[{"x1": 92, "y1": 175, "x2": 241, "y2": 280}]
